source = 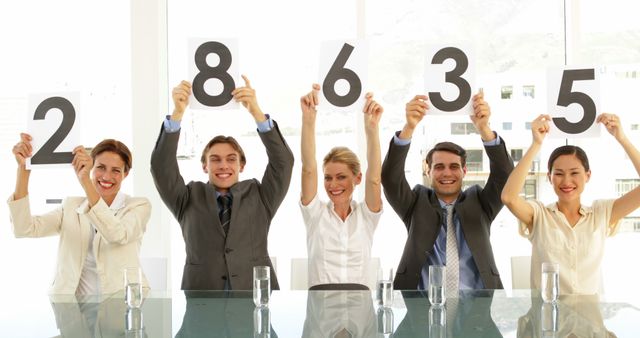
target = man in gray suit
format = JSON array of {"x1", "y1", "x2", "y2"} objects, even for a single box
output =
[
  {"x1": 381, "y1": 91, "x2": 513, "y2": 290},
  {"x1": 151, "y1": 76, "x2": 294, "y2": 290}
]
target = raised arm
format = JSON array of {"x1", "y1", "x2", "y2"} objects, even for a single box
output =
[
  {"x1": 300, "y1": 84, "x2": 320, "y2": 205},
  {"x1": 363, "y1": 92, "x2": 383, "y2": 212},
  {"x1": 598, "y1": 113, "x2": 640, "y2": 226},
  {"x1": 501, "y1": 114, "x2": 550, "y2": 232},
  {"x1": 71, "y1": 145, "x2": 100, "y2": 207},
  {"x1": 232, "y1": 75, "x2": 267, "y2": 124},
  {"x1": 12, "y1": 133, "x2": 32, "y2": 200}
]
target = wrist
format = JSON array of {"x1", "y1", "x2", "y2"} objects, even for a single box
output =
[
  {"x1": 399, "y1": 124, "x2": 415, "y2": 139},
  {"x1": 171, "y1": 109, "x2": 183, "y2": 121}
]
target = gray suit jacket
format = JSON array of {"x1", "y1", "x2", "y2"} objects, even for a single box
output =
[
  {"x1": 150, "y1": 121, "x2": 294, "y2": 290},
  {"x1": 381, "y1": 134, "x2": 513, "y2": 290}
]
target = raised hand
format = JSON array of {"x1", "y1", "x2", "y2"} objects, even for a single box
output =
[
  {"x1": 172, "y1": 80, "x2": 192, "y2": 121},
  {"x1": 12, "y1": 133, "x2": 33, "y2": 167},
  {"x1": 232, "y1": 75, "x2": 265, "y2": 121},
  {"x1": 399, "y1": 95, "x2": 429, "y2": 139},
  {"x1": 597, "y1": 113, "x2": 626, "y2": 142},
  {"x1": 470, "y1": 90, "x2": 494, "y2": 141},
  {"x1": 531, "y1": 114, "x2": 551, "y2": 145},
  {"x1": 71, "y1": 145, "x2": 93, "y2": 185},
  {"x1": 301, "y1": 83, "x2": 320, "y2": 123},
  {"x1": 363, "y1": 92, "x2": 383, "y2": 131}
]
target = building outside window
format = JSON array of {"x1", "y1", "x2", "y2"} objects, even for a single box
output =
[
  {"x1": 451, "y1": 122, "x2": 477, "y2": 135},
  {"x1": 501, "y1": 85, "x2": 513, "y2": 99},
  {"x1": 503, "y1": 122, "x2": 513, "y2": 131},
  {"x1": 466, "y1": 149, "x2": 483, "y2": 172},
  {"x1": 523, "y1": 85, "x2": 535, "y2": 98}
]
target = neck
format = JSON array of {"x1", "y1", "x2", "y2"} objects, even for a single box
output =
[
  {"x1": 333, "y1": 200, "x2": 352, "y2": 221},
  {"x1": 436, "y1": 193, "x2": 459, "y2": 205},
  {"x1": 556, "y1": 199, "x2": 581, "y2": 215}
]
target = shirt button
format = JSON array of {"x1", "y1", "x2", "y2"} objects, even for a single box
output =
[
  {"x1": 222, "y1": 275, "x2": 228, "y2": 280},
  {"x1": 225, "y1": 248, "x2": 233, "y2": 254}
]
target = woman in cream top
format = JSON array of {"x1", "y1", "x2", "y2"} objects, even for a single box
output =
[
  {"x1": 299, "y1": 84, "x2": 383, "y2": 289},
  {"x1": 501, "y1": 113, "x2": 640, "y2": 294},
  {"x1": 8, "y1": 135, "x2": 151, "y2": 295}
]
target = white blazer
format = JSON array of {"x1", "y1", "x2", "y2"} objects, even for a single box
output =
[{"x1": 8, "y1": 193, "x2": 151, "y2": 295}]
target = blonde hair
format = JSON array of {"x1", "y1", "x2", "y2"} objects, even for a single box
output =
[{"x1": 323, "y1": 147, "x2": 361, "y2": 175}]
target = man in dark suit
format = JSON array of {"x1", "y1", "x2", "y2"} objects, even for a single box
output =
[
  {"x1": 151, "y1": 76, "x2": 294, "y2": 290},
  {"x1": 381, "y1": 91, "x2": 513, "y2": 291}
]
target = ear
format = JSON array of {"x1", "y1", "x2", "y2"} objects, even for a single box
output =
[
  {"x1": 462, "y1": 165, "x2": 467, "y2": 176},
  {"x1": 354, "y1": 172, "x2": 363, "y2": 185},
  {"x1": 585, "y1": 170, "x2": 591, "y2": 182},
  {"x1": 547, "y1": 172, "x2": 551, "y2": 183},
  {"x1": 422, "y1": 161, "x2": 429, "y2": 177},
  {"x1": 202, "y1": 162, "x2": 208, "y2": 174},
  {"x1": 239, "y1": 163, "x2": 245, "y2": 173}
]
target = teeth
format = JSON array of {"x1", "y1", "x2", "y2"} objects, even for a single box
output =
[{"x1": 99, "y1": 181, "x2": 113, "y2": 188}]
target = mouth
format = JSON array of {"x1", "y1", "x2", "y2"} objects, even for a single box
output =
[
  {"x1": 216, "y1": 173, "x2": 232, "y2": 179},
  {"x1": 329, "y1": 189, "x2": 346, "y2": 196},
  {"x1": 98, "y1": 181, "x2": 114, "y2": 189},
  {"x1": 559, "y1": 186, "x2": 576, "y2": 193},
  {"x1": 438, "y1": 179, "x2": 456, "y2": 186}
]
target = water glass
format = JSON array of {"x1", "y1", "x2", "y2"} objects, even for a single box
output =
[
  {"x1": 376, "y1": 306, "x2": 394, "y2": 335},
  {"x1": 541, "y1": 262, "x2": 559, "y2": 303},
  {"x1": 253, "y1": 306, "x2": 271, "y2": 337},
  {"x1": 125, "y1": 307, "x2": 144, "y2": 338},
  {"x1": 376, "y1": 267, "x2": 394, "y2": 307},
  {"x1": 253, "y1": 266, "x2": 270, "y2": 307},
  {"x1": 124, "y1": 267, "x2": 143, "y2": 308},
  {"x1": 429, "y1": 305, "x2": 446, "y2": 338},
  {"x1": 428, "y1": 265, "x2": 446, "y2": 306},
  {"x1": 541, "y1": 302, "x2": 558, "y2": 337}
]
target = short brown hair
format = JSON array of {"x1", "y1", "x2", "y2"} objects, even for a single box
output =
[
  {"x1": 200, "y1": 135, "x2": 246, "y2": 166},
  {"x1": 90, "y1": 139, "x2": 133, "y2": 173},
  {"x1": 323, "y1": 146, "x2": 361, "y2": 176},
  {"x1": 425, "y1": 142, "x2": 467, "y2": 168}
]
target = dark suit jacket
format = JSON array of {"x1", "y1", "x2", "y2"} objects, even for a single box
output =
[
  {"x1": 381, "y1": 135, "x2": 513, "y2": 290},
  {"x1": 150, "y1": 121, "x2": 294, "y2": 290}
]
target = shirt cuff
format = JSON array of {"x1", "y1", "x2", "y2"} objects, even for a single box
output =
[
  {"x1": 256, "y1": 114, "x2": 273, "y2": 133},
  {"x1": 483, "y1": 131, "x2": 500, "y2": 146},
  {"x1": 163, "y1": 115, "x2": 181, "y2": 133},
  {"x1": 393, "y1": 131, "x2": 411, "y2": 146}
]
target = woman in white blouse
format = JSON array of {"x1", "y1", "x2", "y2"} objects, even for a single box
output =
[
  {"x1": 9, "y1": 135, "x2": 151, "y2": 295},
  {"x1": 299, "y1": 84, "x2": 383, "y2": 290},
  {"x1": 501, "y1": 113, "x2": 640, "y2": 294}
]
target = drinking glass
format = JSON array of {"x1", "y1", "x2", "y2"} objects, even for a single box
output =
[
  {"x1": 376, "y1": 267, "x2": 394, "y2": 307},
  {"x1": 124, "y1": 267, "x2": 143, "y2": 308},
  {"x1": 376, "y1": 306, "x2": 394, "y2": 336},
  {"x1": 541, "y1": 262, "x2": 559, "y2": 303},
  {"x1": 429, "y1": 305, "x2": 446, "y2": 338},
  {"x1": 253, "y1": 266, "x2": 270, "y2": 307},
  {"x1": 428, "y1": 265, "x2": 446, "y2": 306},
  {"x1": 541, "y1": 302, "x2": 558, "y2": 337},
  {"x1": 253, "y1": 306, "x2": 271, "y2": 337}
]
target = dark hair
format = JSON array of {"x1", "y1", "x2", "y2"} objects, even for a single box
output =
[
  {"x1": 425, "y1": 142, "x2": 467, "y2": 168},
  {"x1": 547, "y1": 145, "x2": 590, "y2": 173},
  {"x1": 90, "y1": 139, "x2": 133, "y2": 173},
  {"x1": 200, "y1": 135, "x2": 246, "y2": 166}
]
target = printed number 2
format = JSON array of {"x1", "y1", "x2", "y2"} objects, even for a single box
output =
[
  {"x1": 322, "y1": 43, "x2": 362, "y2": 107},
  {"x1": 553, "y1": 69, "x2": 596, "y2": 134},
  {"x1": 428, "y1": 47, "x2": 472, "y2": 112},
  {"x1": 30, "y1": 97, "x2": 75, "y2": 165},
  {"x1": 192, "y1": 41, "x2": 236, "y2": 107}
]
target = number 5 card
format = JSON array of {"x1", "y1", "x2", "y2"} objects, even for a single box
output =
[
  {"x1": 547, "y1": 66, "x2": 601, "y2": 138},
  {"x1": 27, "y1": 92, "x2": 81, "y2": 169}
]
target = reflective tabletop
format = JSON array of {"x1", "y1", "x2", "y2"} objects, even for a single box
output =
[{"x1": 3, "y1": 289, "x2": 639, "y2": 337}]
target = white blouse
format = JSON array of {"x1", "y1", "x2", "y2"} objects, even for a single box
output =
[{"x1": 300, "y1": 195, "x2": 382, "y2": 288}]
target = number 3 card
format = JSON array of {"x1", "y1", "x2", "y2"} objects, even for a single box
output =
[
  {"x1": 26, "y1": 92, "x2": 81, "y2": 169},
  {"x1": 424, "y1": 44, "x2": 476, "y2": 115},
  {"x1": 188, "y1": 38, "x2": 240, "y2": 110}
]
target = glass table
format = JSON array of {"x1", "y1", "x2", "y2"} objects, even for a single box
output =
[{"x1": 2, "y1": 289, "x2": 639, "y2": 337}]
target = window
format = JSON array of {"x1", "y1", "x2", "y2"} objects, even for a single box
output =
[
  {"x1": 511, "y1": 149, "x2": 524, "y2": 161},
  {"x1": 501, "y1": 86, "x2": 513, "y2": 99},
  {"x1": 524, "y1": 179, "x2": 537, "y2": 200},
  {"x1": 615, "y1": 179, "x2": 640, "y2": 196},
  {"x1": 503, "y1": 122, "x2": 513, "y2": 131},
  {"x1": 451, "y1": 122, "x2": 477, "y2": 135},
  {"x1": 525, "y1": 122, "x2": 532, "y2": 130},
  {"x1": 631, "y1": 124, "x2": 639, "y2": 131},
  {"x1": 523, "y1": 85, "x2": 535, "y2": 98},
  {"x1": 466, "y1": 149, "x2": 483, "y2": 172}
]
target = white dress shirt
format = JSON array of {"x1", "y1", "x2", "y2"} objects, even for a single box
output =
[{"x1": 300, "y1": 195, "x2": 382, "y2": 288}]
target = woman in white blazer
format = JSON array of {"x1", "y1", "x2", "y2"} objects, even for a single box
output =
[{"x1": 8, "y1": 135, "x2": 151, "y2": 295}]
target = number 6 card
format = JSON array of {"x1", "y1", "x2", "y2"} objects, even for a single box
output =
[
  {"x1": 26, "y1": 92, "x2": 81, "y2": 169},
  {"x1": 319, "y1": 40, "x2": 368, "y2": 112}
]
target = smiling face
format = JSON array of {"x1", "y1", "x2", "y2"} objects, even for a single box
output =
[
  {"x1": 548, "y1": 154, "x2": 591, "y2": 203},
  {"x1": 426, "y1": 150, "x2": 467, "y2": 203},
  {"x1": 323, "y1": 161, "x2": 361, "y2": 206},
  {"x1": 91, "y1": 151, "x2": 128, "y2": 205},
  {"x1": 203, "y1": 142, "x2": 244, "y2": 194}
]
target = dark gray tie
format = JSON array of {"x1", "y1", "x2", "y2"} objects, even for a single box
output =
[{"x1": 218, "y1": 195, "x2": 231, "y2": 235}]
